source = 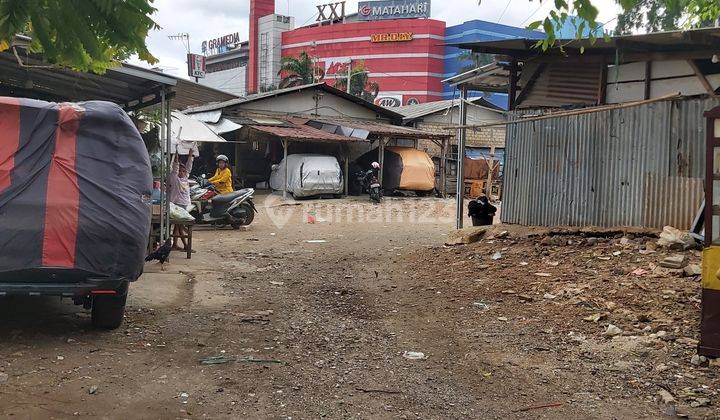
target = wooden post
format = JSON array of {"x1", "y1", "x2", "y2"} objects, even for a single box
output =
[
  {"x1": 282, "y1": 138, "x2": 288, "y2": 200},
  {"x1": 456, "y1": 86, "x2": 468, "y2": 229},
  {"x1": 508, "y1": 59, "x2": 519, "y2": 111},
  {"x1": 343, "y1": 152, "x2": 349, "y2": 196},
  {"x1": 598, "y1": 57, "x2": 608, "y2": 105},
  {"x1": 644, "y1": 61, "x2": 652, "y2": 100},
  {"x1": 485, "y1": 146, "x2": 496, "y2": 197},
  {"x1": 378, "y1": 137, "x2": 388, "y2": 185},
  {"x1": 440, "y1": 137, "x2": 447, "y2": 198}
]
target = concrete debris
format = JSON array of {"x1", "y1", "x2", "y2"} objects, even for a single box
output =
[
  {"x1": 657, "y1": 389, "x2": 676, "y2": 405},
  {"x1": 445, "y1": 226, "x2": 490, "y2": 246},
  {"x1": 690, "y1": 354, "x2": 709, "y2": 366},
  {"x1": 683, "y1": 264, "x2": 702, "y2": 277},
  {"x1": 659, "y1": 254, "x2": 687, "y2": 269}
]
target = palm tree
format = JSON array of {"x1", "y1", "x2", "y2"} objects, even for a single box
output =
[
  {"x1": 333, "y1": 61, "x2": 380, "y2": 102},
  {"x1": 278, "y1": 51, "x2": 324, "y2": 89}
]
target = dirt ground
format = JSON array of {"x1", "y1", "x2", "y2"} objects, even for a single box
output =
[{"x1": 0, "y1": 194, "x2": 717, "y2": 419}]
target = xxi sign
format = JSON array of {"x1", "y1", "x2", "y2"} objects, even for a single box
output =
[{"x1": 316, "y1": 1, "x2": 346, "y2": 22}]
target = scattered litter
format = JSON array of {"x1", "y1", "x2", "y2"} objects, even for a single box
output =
[
  {"x1": 603, "y1": 324, "x2": 623, "y2": 337},
  {"x1": 659, "y1": 254, "x2": 687, "y2": 269},
  {"x1": 543, "y1": 293, "x2": 556, "y2": 300},
  {"x1": 657, "y1": 226, "x2": 696, "y2": 249},
  {"x1": 519, "y1": 261, "x2": 529, "y2": 266},
  {"x1": 355, "y1": 387, "x2": 402, "y2": 394},
  {"x1": 583, "y1": 313, "x2": 606, "y2": 323},
  {"x1": 306, "y1": 240, "x2": 327, "y2": 244},
  {"x1": 307, "y1": 214, "x2": 316, "y2": 224},
  {"x1": 256, "y1": 266, "x2": 274, "y2": 272},
  {"x1": 501, "y1": 289, "x2": 516, "y2": 295},
  {"x1": 57, "y1": 356, "x2": 64, "y2": 361},
  {"x1": 472, "y1": 302, "x2": 490, "y2": 310},
  {"x1": 494, "y1": 231, "x2": 509, "y2": 239},
  {"x1": 88, "y1": 385, "x2": 98, "y2": 395},
  {"x1": 246, "y1": 238, "x2": 260, "y2": 242},
  {"x1": 491, "y1": 252, "x2": 502, "y2": 260},
  {"x1": 612, "y1": 251, "x2": 622, "y2": 256},
  {"x1": 402, "y1": 351, "x2": 427, "y2": 360},
  {"x1": 200, "y1": 356, "x2": 237, "y2": 365},
  {"x1": 0, "y1": 373, "x2": 8, "y2": 384},
  {"x1": 512, "y1": 402, "x2": 564, "y2": 413},
  {"x1": 534, "y1": 272, "x2": 552, "y2": 277},
  {"x1": 545, "y1": 261, "x2": 560, "y2": 267},
  {"x1": 690, "y1": 397, "x2": 711, "y2": 408},
  {"x1": 630, "y1": 268, "x2": 648, "y2": 276},
  {"x1": 269, "y1": 281, "x2": 285, "y2": 286},
  {"x1": 497, "y1": 317, "x2": 509, "y2": 322},
  {"x1": 179, "y1": 392, "x2": 189, "y2": 404}
]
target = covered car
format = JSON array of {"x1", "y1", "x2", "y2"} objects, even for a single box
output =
[
  {"x1": 269, "y1": 154, "x2": 343, "y2": 198},
  {"x1": 0, "y1": 97, "x2": 152, "y2": 329},
  {"x1": 357, "y1": 147, "x2": 435, "y2": 192}
]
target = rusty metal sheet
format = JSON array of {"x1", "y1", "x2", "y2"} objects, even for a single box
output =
[{"x1": 503, "y1": 96, "x2": 720, "y2": 229}]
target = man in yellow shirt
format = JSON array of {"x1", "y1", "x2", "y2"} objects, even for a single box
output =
[{"x1": 208, "y1": 154, "x2": 234, "y2": 194}]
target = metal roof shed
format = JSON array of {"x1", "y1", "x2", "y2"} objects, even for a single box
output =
[{"x1": 0, "y1": 53, "x2": 238, "y2": 240}]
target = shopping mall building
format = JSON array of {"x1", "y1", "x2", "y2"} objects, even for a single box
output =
[{"x1": 198, "y1": 0, "x2": 543, "y2": 108}]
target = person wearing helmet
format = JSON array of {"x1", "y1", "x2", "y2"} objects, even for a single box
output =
[
  {"x1": 370, "y1": 161, "x2": 380, "y2": 178},
  {"x1": 208, "y1": 154, "x2": 234, "y2": 194}
]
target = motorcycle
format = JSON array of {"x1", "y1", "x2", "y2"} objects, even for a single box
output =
[
  {"x1": 358, "y1": 170, "x2": 382, "y2": 204},
  {"x1": 190, "y1": 176, "x2": 257, "y2": 229}
]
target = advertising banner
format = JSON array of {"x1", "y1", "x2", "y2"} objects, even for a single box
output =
[{"x1": 358, "y1": 0, "x2": 431, "y2": 21}]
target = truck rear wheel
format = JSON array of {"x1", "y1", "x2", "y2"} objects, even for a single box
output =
[{"x1": 91, "y1": 292, "x2": 127, "y2": 329}]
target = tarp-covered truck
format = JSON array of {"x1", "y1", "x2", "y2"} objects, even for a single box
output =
[{"x1": 0, "y1": 97, "x2": 152, "y2": 329}]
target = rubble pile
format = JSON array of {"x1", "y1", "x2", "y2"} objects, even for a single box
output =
[{"x1": 421, "y1": 225, "x2": 718, "y2": 416}]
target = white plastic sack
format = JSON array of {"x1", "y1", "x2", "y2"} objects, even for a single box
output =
[
  {"x1": 269, "y1": 154, "x2": 343, "y2": 198},
  {"x1": 657, "y1": 226, "x2": 695, "y2": 249},
  {"x1": 169, "y1": 202, "x2": 195, "y2": 222}
]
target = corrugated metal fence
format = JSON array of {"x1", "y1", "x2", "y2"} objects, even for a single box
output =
[{"x1": 502, "y1": 97, "x2": 718, "y2": 229}]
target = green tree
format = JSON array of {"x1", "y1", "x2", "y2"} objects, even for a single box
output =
[
  {"x1": 332, "y1": 61, "x2": 380, "y2": 102},
  {"x1": 278, "y1": 51, "x2": 323, "y2": 89},
  {"x1": 615, "y1": 0, "x2": 720, "y2": 34},
  {"x1": 507, "y1": 0, "x2": 720, "y2": 50},
  {"x1": 0, "y1": 0, "x2": 159, "y2": 72}
]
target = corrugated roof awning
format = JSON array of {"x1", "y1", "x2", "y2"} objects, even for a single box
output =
[
  {"x1": 306, "y1": 118, "x2": 453, "y2": 140},
  {"x1": 248, "y1": 122, "x2": 367, "y2": 143}
]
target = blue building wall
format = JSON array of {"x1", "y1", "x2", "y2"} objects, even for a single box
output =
[{"x1": 443, "y1": 20, "x2": 544, "y2": 109}]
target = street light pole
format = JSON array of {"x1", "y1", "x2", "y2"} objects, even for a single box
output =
[{"x1": 346, "y1": 60, "x2": 352, "y2": 94}]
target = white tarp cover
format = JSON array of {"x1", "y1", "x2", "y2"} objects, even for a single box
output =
[
  {"x1": 206, "y1": 118, "x2": 243, "y2": 134},
  {"x1": 171, "y1": 111, "x2": 226, "y2": 156},
  {"x1": 269, "y1": 154, "x2": 343, "y2": 198}
]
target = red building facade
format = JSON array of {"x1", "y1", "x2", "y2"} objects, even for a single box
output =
[{"x1": 281, "y1": 19, "x2": 446, "y2": 106}]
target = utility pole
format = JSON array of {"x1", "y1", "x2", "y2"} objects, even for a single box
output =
[{"x1": 346, "y1": 60, "x2": 353, "y2": 94}]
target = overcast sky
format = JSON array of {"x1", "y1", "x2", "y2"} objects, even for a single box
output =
[{"x1": 134, "y1": 0, "x2": 621, "y2": 78}]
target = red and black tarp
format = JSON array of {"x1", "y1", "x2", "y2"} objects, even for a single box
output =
[{"x1": 0, "y1": 97, "x2": 152, "y2": 281}]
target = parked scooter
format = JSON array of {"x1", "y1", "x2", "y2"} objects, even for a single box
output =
[
  {"x1": 359, "y1": 170, "x2": 382, "y2": 204},
  {"x1": 190, "y1": 176, "x2": 257, "y2": 229}
]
